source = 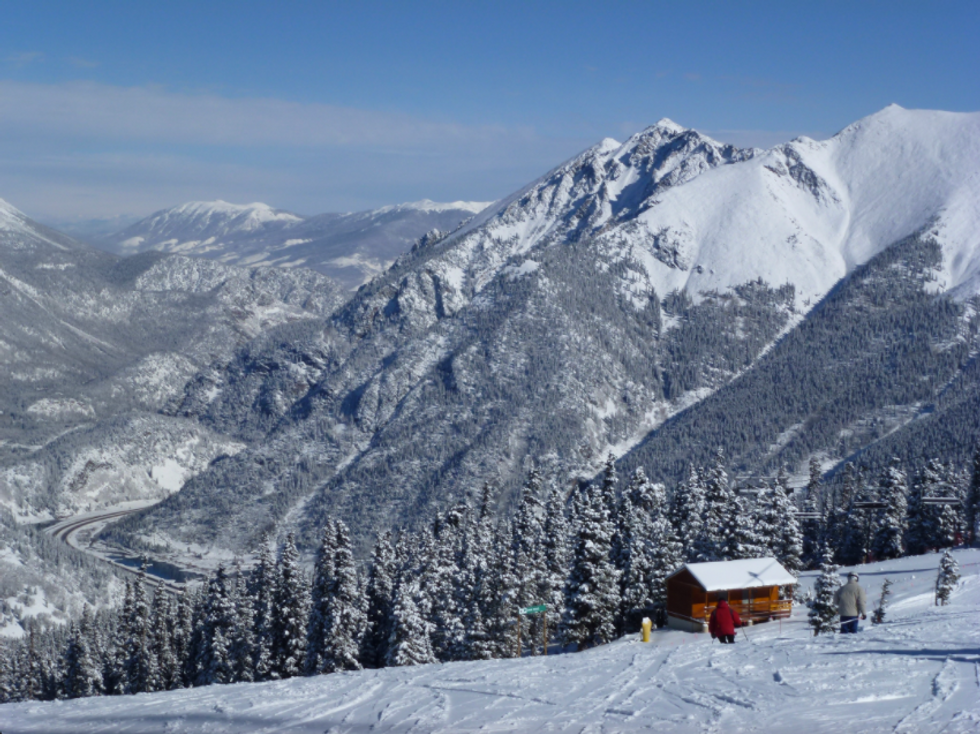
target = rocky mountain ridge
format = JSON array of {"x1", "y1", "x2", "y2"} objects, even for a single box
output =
[{"x1": 113, "y1": 106, "x2": 980, "y2": 562}]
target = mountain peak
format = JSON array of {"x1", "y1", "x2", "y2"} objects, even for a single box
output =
[
  {"x1": 651, "y1": 117, "x2": 686, "y2": 134},
  {"x1": 169, "y1": 200, "x2": 303, "y2": 223}
]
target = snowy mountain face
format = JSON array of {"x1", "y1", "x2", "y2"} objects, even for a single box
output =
[
  {"x1": 3, "y1": 105, "x2": 979, "y2": 578},
  {"x1": 109, "y1": 106, "x2": 980, "y2": 564},
  {"x1": 98, "y1": 199, "x2": 492, "y2": 290},
  {"x1": 0, "y1": 200, "x2": 347, "y2": 523}
]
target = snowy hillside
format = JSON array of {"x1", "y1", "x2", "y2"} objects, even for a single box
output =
[
  {"x1": 100, "y1": 199, "x2": 492, "y2": 289},
  {"x1": 592, "y1": 105, "x2": 980, "y2": 307},
  {"x1": 418, "y1": 105, "x2": 980, "y2": 312},
  {"x1": 3, "y1": 549, "x2": 977, "y2": 733},
  {"x1": 0, "y1": 200, "x2": 347, "y2": 522},
  {"x1": 119, "y1": 105, "x2": 980, "y2": 562}
]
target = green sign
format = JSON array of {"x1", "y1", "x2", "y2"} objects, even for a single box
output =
[{"x1": 520, "y1": 604, "x2": 547, "y2": 615}]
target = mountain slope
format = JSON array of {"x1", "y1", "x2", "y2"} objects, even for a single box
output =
[
  {"x1": 100, "y1": 199, "x2": 492, "y2": 290},
  {"x1": 108, "y1": 106, "x2": 980, "y2": 561},
  {"x1": 0, "y1": 199, "x2": 348, "y2": 521}
]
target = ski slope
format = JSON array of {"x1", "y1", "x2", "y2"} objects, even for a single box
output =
[{"x1": 3, "y1": 549, "x2": 978, "y2": 733}]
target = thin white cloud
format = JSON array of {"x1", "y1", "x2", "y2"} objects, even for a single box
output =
[{"x1": 0, "y1": 80, "x2": 532, "y2": 150}]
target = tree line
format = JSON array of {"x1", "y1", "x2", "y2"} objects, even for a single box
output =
[{"x1": 2, "y1": 446, "x2": 977, "y2": 703}]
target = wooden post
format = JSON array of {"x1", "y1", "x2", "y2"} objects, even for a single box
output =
[
  {"x1": 516, "y1": 609, "x2": 521, "y2": 658},
  {"x1": 543, "y1": 612, "x2": 548, "y2": 655}
]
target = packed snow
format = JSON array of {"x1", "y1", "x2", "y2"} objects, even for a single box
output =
[{"x1": 3, "y1": 549, "x2": 978, "y2": 733}]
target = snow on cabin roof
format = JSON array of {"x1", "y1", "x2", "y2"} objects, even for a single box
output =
[{"x1": 669, "y1": 557, "x2": 797, "y2": 591}]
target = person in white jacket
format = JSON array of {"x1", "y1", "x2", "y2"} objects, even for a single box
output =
[{"x1": 834, "y1": 572, "x2": 867, "y2": 633}]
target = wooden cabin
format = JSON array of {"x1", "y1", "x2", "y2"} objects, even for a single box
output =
[{"x1": 666, "y1": 557, "x2": 796, "y2": 632}]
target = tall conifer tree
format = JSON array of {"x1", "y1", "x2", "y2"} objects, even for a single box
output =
[
  {"x1": 872, "y1": 459, "x2": 908, "y2": 560},
  {"x1": 563, "y1": 483, "x2": 621, "y2": 649},
  {"x1": 362, "y1": 530, "x2": 397, "y2": 668},
  {"x1": 271, "y1": 534, "x2": 309, "y2": 679}
]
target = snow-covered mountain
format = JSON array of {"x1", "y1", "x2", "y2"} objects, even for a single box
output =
[
  {"x1": 0, "y1": 199, "x2": 348, "y2": 523},
  {"x1": 99, "y1": 199, "x2": 492, "y2": 290},
  {"x1": 408, "y1": 105, "x2": 980, "y2": 312},
  {"x1": 108, "y1": 105, "x2": 980, "y2": 564},
  {"x1": 4, "y1": 105, "x2": 980, "y2": 576}
]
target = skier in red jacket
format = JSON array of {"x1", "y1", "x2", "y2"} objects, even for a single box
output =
[{"x1": 708, "y1": 593, "x2": 742, "y2": 644}]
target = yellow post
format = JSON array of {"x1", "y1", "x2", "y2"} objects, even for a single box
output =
[{"x1": 641, "y1": 617, "x2": 652, "y2": 643}]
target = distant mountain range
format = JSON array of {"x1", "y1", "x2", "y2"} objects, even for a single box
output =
[
  {"x1": 4, "y1": 105, "x2": 980, "y2": 607},
  {"x1": 93, "y1": 199, "x2": 491, "y2": 290},
  {"x1": 100, "y1": 105, "x2": 980, "y2": 563},
  {"x1": 0, "y1": 198, "x2": 348, "y2": 523}
]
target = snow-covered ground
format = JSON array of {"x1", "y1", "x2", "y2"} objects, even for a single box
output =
[{"x1": 3, "y1": 549, "x2": 978, "y2": 733}]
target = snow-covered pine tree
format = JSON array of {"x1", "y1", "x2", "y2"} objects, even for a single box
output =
[
  {"x1": 149, "y1": 589, "x2": 178, "y2": 691},
  {"x1": 808, "y1": 548, "x2": 841, "y2": 636},
  {"x1": 872, "y1": 459, "x2": 908, "y2": 560},
  {"x1": 511, "y1": 465, "x2": 548, "y2": 652},
  {"x1": 173, "y1": 587, "x2": 195, "y2": 688},
  {"x1": 361, "y1": 530, "x2": 397, "y2": 668},
  {"x1": 249, "y1": 538, "x2": 277, "y2": 681},
  {"x1": 871, "y1": 578, "x2": 892, "y2": 624},
  {"x1": 0, "y1": 638, "x2": 12, "y2": 702},
  {"x1": 772, "y1": 475, "x2": 804, "y2": 573},
  {"x1": 482, "y1": 520, "x2": 519, "y2": 657},
  {"x1": 647, "y1": 478, "x2": 683, "y2": 626},
  {"x1": 540, "y1": 482, "x2": 570, "y2": 645},
  {"x1": 192, "y1": 565, "x2": 237, "y2": 686},
  {"x1": 228, "y1": 565, "x2": 255, "y2": 683},
  {"x1": 312, "y1": 521, "x2": 365, "y2": 674},
  {"x1": 62, "y1": 607, "x2": 102, "y2": 699},
  {"x1": 908, "y1": 460, "x2": 962, "y2": 554},
  {"x1": 306, "y1": 521, "x2": 338, "y2": 674},
  {"x1": 823, "y1": 462, "x2": 858, "y2": 561},
  {"x1": 620, "y1": 467, "x2": 682, "y2": 630},
  {"x1": 457, "y1": 517, "x2": 494, "y2": 661},
  {"x1": 123, "y1": 563, "x2": 157, "y2": 694},
  {"x1": 459, "y1": 488, "x2": 507, "y2": 660},
  {"x1": 671, "y1": 465, "x2": 706, "y2": 561},
  {"x1": 562, "y1": 482, "x2": 621, "y2": 649},
  {"x1": 801, "y1": 458, "x2": 824, "y2": 568},
  {"x1": 271, "y1": 534, "x2": 309, "y2": 679},
  {"x1": 404, "y1": 524, "x2": 445, "y2": 658},
  {"x1": 840, "y1": 468, "x2": 879, "y2": 566},
  {"x1": 19, "y1": 627, "x2": 43, "y2": 701},
  {"x1": 694, "y1": 449, "x2": 740, "y2": 562},
  {"x1": 385, "y1": 577, "x2": 435, "y2": 667},
  {"x1": 935, "y1": 549, "x2": 960, "y2": 606},
  {"x1": 104, "y1": 579, "x2": 132, "y2": 696},
  {"x1": 429, "y1": 505, "x2": 468, "y2": 661},
  {"x1": 615, "y1": 488, "x2": 641, "y2": 634},
  {"x1": 741, "y1": 481, "x2": 775, "y2": 559},
  {"x1": 599, "y1": 453, "x2": 620, "y2": 520}
]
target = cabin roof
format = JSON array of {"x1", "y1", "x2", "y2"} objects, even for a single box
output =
[{"x1": 667, "y1": 557, "x2": 796, "y2": 591}]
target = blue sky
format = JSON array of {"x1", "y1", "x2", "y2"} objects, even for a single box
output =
[{"x1": 1, "y1": 1, "x2": 977, "y2": 221}]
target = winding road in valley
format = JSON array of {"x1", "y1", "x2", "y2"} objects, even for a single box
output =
[{"x1": 45, "y1": 504, "x2": 194, "y2": 594}]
